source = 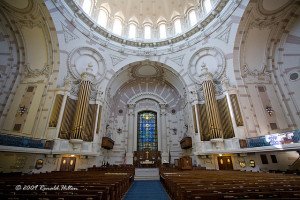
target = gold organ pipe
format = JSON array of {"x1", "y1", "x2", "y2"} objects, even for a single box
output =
[
  {"x1": 72, "y1": 79, "x2": 92, "y2": 140},
  {"x1": 202, "y1": 80, "x2": 223, "y2": 139}
]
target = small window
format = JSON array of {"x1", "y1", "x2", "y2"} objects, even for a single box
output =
[
  {"x1": 113, "y1": 18, "x2": 122, "y2": 36},
  {"x1": 128, "y1": 23, "x2": 137, "y2": 39},
  {"x1": 97, "y1": 9, "x2": 108, "y2": 28},
  {"x1": 144, "y1": 25, "x2": 151, "y2": 39},
  {"x1": 174, "y1": 18, "x2": 182, "y2": 34},
  {"x1": 270, "y1": 155, "x2": 278, "y2": 163},
  {"x1": 82, "y1": 0, "x2": 92, "y2": 15},
  {"x1": 290, "y1": 72, "x2": 299, "y2": 81},
  {"x1": 204, "y1": 0, "x2": 212, "y2": 13},
  {"x1": 260, "y1": 154, "x2": 268, "y2": 164},
  {"x1": 159, "y1": 23, "x2": 167, "y2": 39},
  {"x1": 189, "y1": 10, "x2": 197, "y2": 26}
]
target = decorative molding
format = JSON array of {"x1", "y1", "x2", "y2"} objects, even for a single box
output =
[
  {"x1": 188, "y1": 47, "x2": 226, "y2": 83},
  {"x1": 257, "y1": 0, "x2": 293, "y2": 16},
  {"x1": 241, "y1": 64, "x2": 271, "y2": 77},
  {"x1": 130, "y1": 62, "x2": 164, "y2": 78},
  {"x1": 24, "y1": 63, "x2": 50, "y2": 78},
  {"x1": 241, "y1": 64, "x2": 271, "y2": 83},
  {"x1": 110, "y1": 55, "x2": 126, "y2": 66},
  {"x1": 249, "y1": 19, "x2": 277, "y2": 29},
  {"x1": 169, "y1": 55, "x2": 184, "y2": 66},
  {"x1": 0, "y1": 0, "x2": 36, "y2": 17},
  {"x1": 216, "y1": 26, "x2": 231, "y2": 43},
  {"x1": 127, "y1": 92, "x2": 167, "y2": 105},
  {"x1": 62, "y1": 23, "x2": 78, "y2": 43},
  {"x1": 70, "y1": 82, "x2": 79, "y2": 97},
  {"x1": 67, "y1": 46, "x2": 106, "y2": 85},
  {"x1": 135, "y1": 99, "x2": 160, "y2": 111}
]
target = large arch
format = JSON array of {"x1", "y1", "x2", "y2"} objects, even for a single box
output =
[{"x1": 103, "y1": 60, "x2": 189, "y2": 164}]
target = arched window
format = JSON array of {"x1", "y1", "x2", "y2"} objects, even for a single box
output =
[
  {"x1": 128, "y1": 23, "x2": 137, "y2": 39},
  {"x1": 82, "y1": 0, "x2": 92, "y2": 15},
  {"x1": 204, "y1": 0, "x2": 212, "y2": 13},
  {"x1": 113, "y1": 18, "x2": 122, "y2": 36},
  {"x1": 137, "y1": 111, "x2": 157, "y2": 151},
  {"x1": 144, "y1": 25, "x2": 151, "y2": 39},
  {"x1": 174, "y1": 18, "x2": 182, "y2": 34},
  {"x1": 189, "y1": 10, "x2": 197, "y2": 26},
  {"x1": 159, "y1": 23, "x2": 167, "y2": 39},
  {"x1": 97, "y1": 9, "x2": 108, "y2": 28}
]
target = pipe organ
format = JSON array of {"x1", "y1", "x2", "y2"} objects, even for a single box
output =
[
  {"x1": 54, "y1": 67, "x2": 99, "y2": 142},
  {"x1": 71, "y1": 74, "x2": 93, "y2": 140},
  {"x1": 202, "y1": 78, "x2": 223, "y2": 139},
  {"x1": 194, "y1": 64, "x2": 241, "y2": 141}
]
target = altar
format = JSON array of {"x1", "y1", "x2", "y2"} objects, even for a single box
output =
[{"x1": 133, "y1": 151, "x2": 161, "y2": 168}]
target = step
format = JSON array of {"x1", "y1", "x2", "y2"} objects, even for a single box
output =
[
  {"x1": 134, "y1": 176, "x2": 160, "y2": 180},
  {"x1": 134, "y1": 168, "x2": 160, "y2": 180}
]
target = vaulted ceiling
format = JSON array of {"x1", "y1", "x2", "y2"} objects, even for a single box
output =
[{"x1": 95, "y1": 0, "x2": 198, "y2": 23}]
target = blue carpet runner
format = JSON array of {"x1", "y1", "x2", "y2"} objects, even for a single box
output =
[{"x1": 123, "y1": 180, "x2": 170, "y2": 200}]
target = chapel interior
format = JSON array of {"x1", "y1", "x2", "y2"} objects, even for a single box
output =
[{"x1": 0, "y1": 0, "x2": 300, "y2": 199}]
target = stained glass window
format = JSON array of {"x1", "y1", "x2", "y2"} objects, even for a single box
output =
[{"x1": 137, "y1": 111, "x2": 157, "y2": 151}]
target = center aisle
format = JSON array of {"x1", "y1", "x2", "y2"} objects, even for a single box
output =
[{"x1": 123, "y1": 180, "x2": 171, "y2": 200}]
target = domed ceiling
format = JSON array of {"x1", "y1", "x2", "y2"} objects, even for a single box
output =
[
  {"x1": 92, "y1": 0, "x2": 197, "y2": 23},
  {"x1": 70, "y1": 0, "x2": 231, "y2": 45}
]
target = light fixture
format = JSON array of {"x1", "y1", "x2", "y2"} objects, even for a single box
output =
[
  {"x1": 70, "y1": 154, "x2": 75, "y2": 157},
  {"x1": 265, "y1": 106, "x2": 274, "y2": 116},
  {"x1": 18, "y1": 106, "x2": 27, "y2": 116}
]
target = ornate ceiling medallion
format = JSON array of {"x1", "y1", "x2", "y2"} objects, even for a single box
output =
[
  {"x1": 188, "y1": 47, "x2": 226, "y2": 83},
  {"x1": 68, "y1": 47, "x2": 106, "y2": 85},
  {"x1": 131, "y1": 62, "x2": 164, "y2": 78}
]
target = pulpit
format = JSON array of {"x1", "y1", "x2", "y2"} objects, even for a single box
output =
[
  {"x1": 134, "y1": 151, "x2": 161, "y2": 168},
  {"x1": 101, "y1": 137, "x2": 114, "y2": 150}
]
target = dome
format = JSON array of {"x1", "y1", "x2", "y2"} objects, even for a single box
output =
[{"x1": 71, "y1": 0, "x2": 229, "y2": 46}]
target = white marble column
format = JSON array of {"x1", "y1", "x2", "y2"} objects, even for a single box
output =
[
  {"x1": 222, "y1": 77, "x2": 239, "y2": 137},
  {"x1": 126, "y1": 104, "x2": 135, "y2": 164},
  {"x1": 93, "y1": 103, "x2": 101, "y2": 140},
  {"x1": 194, "y1": 103, "x2": 201, "y2": 140},
  {"x1": 160, "y1": 104, "x2": 168, "y2": 163},
  {"x1": 226, "y1": 93, "x2": 238, "y2": 132}
]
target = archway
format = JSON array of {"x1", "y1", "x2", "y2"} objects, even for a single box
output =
[{"x1": 104, "y1": 60, "x2": 188, "y2": 165}]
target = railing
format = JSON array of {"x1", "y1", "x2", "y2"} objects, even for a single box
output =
[
  {"x1": 0, "y1": 133, "x2": 53, "y2": 149},
  {"x1": 240, "y1": 129, "x2": 300, "y2": 148}
]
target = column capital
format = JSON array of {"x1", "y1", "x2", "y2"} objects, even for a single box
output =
[
  {"x1": 159, "y1": 103, "x2": 167, "y2": 109},
  {"x1": 189, "y1": 90, "x2": 199, "y2": 102},
  {"x1": 96, "y1": 90, "x2": 103, "y2": 101},
  {"x1": 127, "y1": 103, "x2": 135, "y2": 109},
  {"x1": 221, "y1": 75, "x2": 236, "y2": 92},
  {"x1": 63, "y1": 76, "x2": 72, "y2": 91}
]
